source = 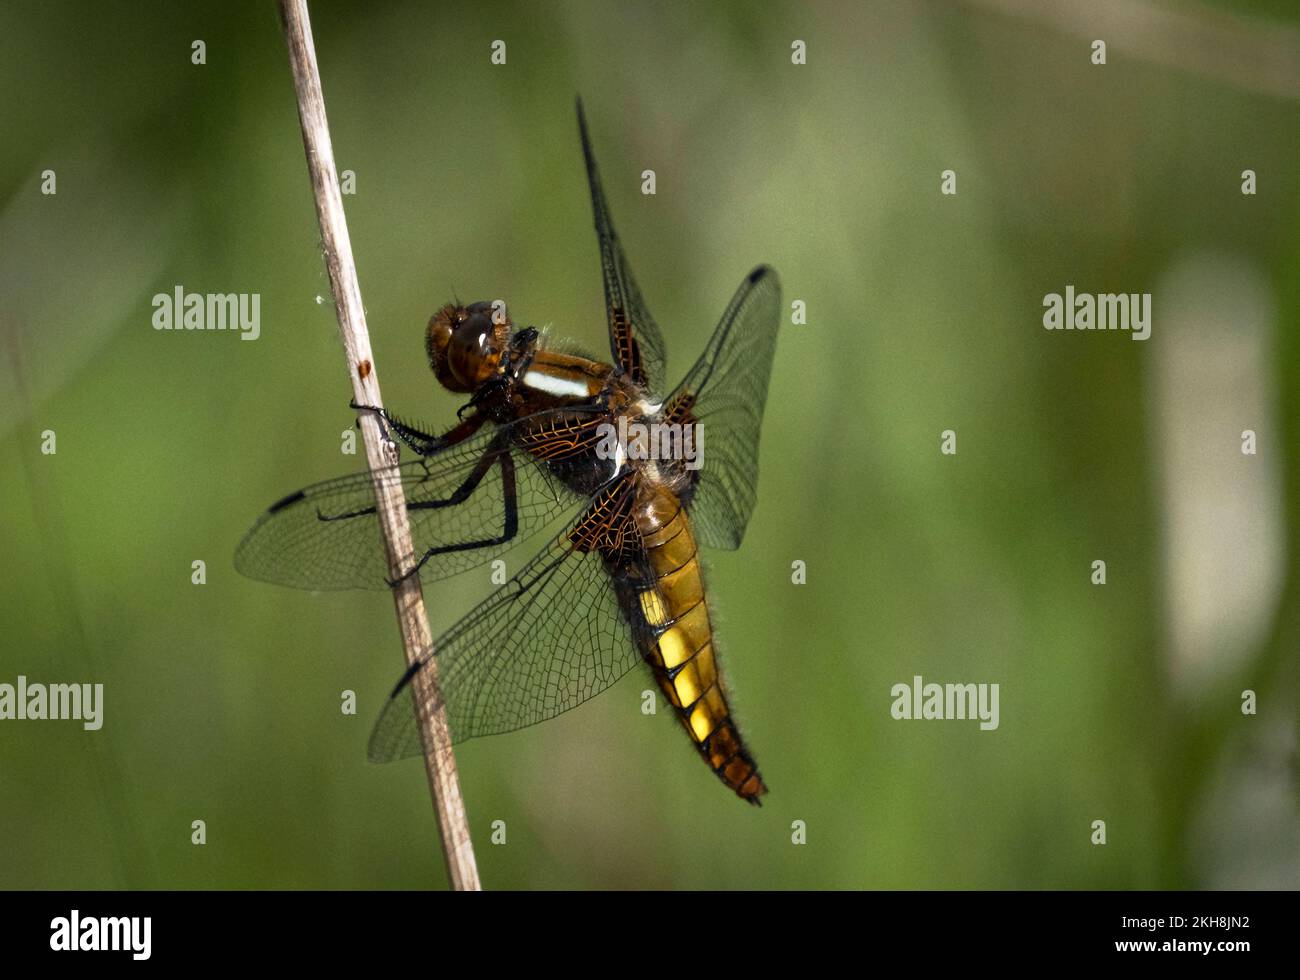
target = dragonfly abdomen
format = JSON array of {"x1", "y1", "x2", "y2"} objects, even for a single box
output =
[{"x1": 630, "y1": 485, "x2": 767, "y2": 804}]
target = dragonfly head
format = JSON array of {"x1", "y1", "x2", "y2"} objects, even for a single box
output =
[{"x1": 426, "y1": 301, "x2": 512, "y2": 393}]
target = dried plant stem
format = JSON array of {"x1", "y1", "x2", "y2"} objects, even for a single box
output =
[{"x1": 278, "y1": 0, "x2": 481, "y2": 891}]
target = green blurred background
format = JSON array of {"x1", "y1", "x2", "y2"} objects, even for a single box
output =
[{"x1": 2, "y1": 0, "x2": 1298, "y2": 889}]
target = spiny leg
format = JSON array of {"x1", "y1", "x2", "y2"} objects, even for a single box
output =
[
  {"x1": 388, "y1": 439, "x2": 520, "y2": 586},
  {"x1": 351, "y1": 400, "x2": 486, "y2": 457},
  {"x1": 317, "y1": 426, "x2": 509, "y2": 527}
]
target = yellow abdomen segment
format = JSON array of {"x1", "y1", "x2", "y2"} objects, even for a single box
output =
[{"x1": 634, "y1": 487, "x2": 766, "y2": 804}]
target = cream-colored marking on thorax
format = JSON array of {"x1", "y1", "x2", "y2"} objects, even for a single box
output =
[{"x1": 522, "y1": 370, "x2": 591, "y2": 399}]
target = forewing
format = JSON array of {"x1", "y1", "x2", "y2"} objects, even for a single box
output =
[
  {"x1": 368, "y1": 479, "x2": 646, "y2": 758},
  {"x1": 577, "y1": 98, "x2": 668, "y2": 395},
  {"x1": 668, "y1": 265, "x2": 781, "y2": 550},
  {"x1": 234, "y1": 413, "x2": 588, "y2": 591}
]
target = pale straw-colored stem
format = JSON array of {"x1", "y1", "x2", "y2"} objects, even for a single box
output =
[{"x1": 277, "y1": 0, "x2": 481, "y2": 891}]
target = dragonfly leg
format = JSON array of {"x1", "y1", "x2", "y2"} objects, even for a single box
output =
[
  {"x1": 351, "y1": 400, "x2": 486, "y2": 456},
  {"x1": 318, "y1": 428, "x2": 510, "y2": 532},
  {"x1": 386, "y1": 436, "x2": 520, "y2": 587}
]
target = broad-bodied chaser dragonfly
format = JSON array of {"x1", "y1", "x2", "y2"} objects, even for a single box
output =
[{"x1": 236, "y1": 101, "x2": 779, "y2": 804}]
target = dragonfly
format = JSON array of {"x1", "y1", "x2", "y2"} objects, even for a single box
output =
[{"x1": 236, "y1": 100, "x2": 780, "y2": 804}]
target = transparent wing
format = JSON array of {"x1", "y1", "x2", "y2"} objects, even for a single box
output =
[
  {"x1": 234, "y1": 410, "x2": 600, "y2": 591},
  {"x1": 368, "y1": 481, "x2": 646, "y2": 757},
  {"x1": 577, "y1": 98, "x2": 669, "y2": 395},
  {"x1": 668, "y1": 265, "x2": 781, "y2": 550}
]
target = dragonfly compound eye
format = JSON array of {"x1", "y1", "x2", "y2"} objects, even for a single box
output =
[{"x1": 426, "y1": 302, "x2": 509, "y2": 393}]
